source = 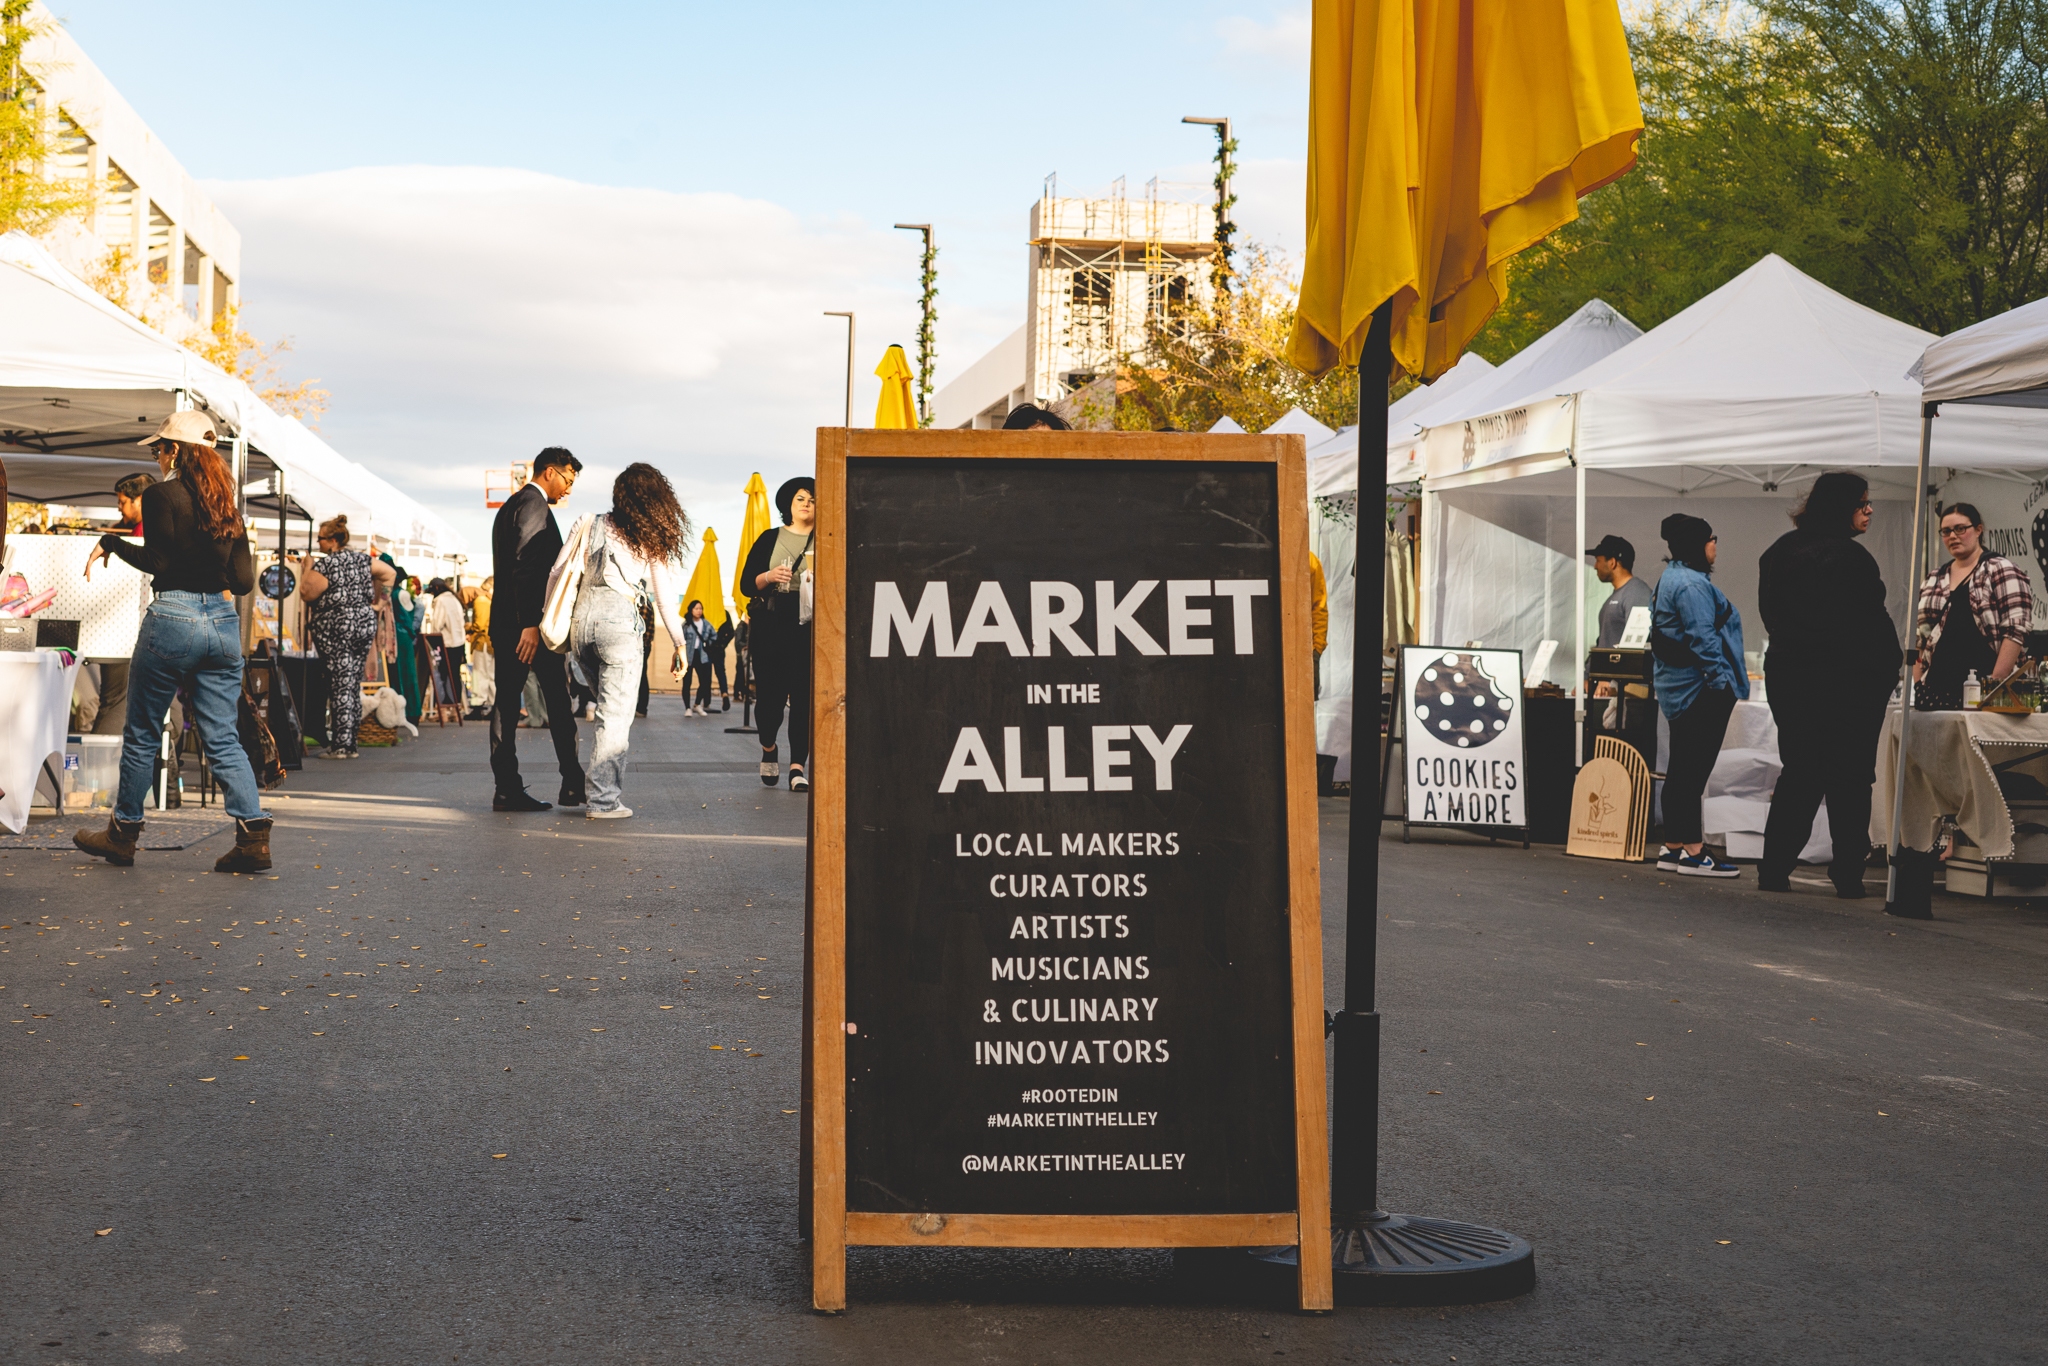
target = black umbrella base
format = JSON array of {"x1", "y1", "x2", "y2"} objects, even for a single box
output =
[{"x1": 1251, "y1": 1212, "x2": 1535, "y2": 1307}]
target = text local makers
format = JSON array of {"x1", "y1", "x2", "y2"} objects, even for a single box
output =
[
  {"x1": 870, "y1": 576, "x2": 1268, "y2": 794},
  {"x1": 870, "y1": 573, "x2": 1272, "y2": 1081}
]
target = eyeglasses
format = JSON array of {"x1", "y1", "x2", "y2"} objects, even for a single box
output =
[{"x1": 1940, "y1": 524, "x2": 1976, "y2": 538}]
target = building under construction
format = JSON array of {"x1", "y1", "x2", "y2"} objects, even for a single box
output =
[{"x1": 937, "y1": 178, "x2": 1218, "y2": 429}]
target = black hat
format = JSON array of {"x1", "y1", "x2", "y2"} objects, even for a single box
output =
[
  {"x1": 775, "y1": 476, "x2": 815, "y2": 525},
  {"x1": 1660, "y1": 513, "x2": 1715, "y2": 570},
  {"x1": 1002, "y1": 403, "x2": 1071, "y2": 431},
  {"x1": 1584, "y1": 534, "x2": 1635, "y2": 569}
]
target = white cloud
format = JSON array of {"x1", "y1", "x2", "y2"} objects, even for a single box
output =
[
  {"x1": 1217, "y1": 9, "x2": 1311, "y2": 65},
  {"x1": 208, "y1": 166, "x2": 923, "y2": 580}
]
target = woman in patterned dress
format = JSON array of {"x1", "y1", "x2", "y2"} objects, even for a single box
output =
[{"x1": 297, "y1": 514, "x2": 379, "y2": 757}]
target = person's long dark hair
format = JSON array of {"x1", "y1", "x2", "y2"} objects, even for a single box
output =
[
  {"x1": 1792, "y1": 471, "x2": 1869, "y2": 537},
  {"x1": 609, "y1": 462, "x2": 690, "y2": 564},
  {"x1": 169, "y1": 441, "x2": 244, "y2": 540}
]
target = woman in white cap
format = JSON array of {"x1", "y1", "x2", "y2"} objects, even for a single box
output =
[{"x1": 75, "y1": 410, "x2": 272, "y2": 873}]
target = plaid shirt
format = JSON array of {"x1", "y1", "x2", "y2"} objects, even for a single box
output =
[{"x1": 1915, "y1": 554, "x2": 2033, "y2": 656}]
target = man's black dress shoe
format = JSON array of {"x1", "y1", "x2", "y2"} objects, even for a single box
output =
[{"x1": 494, "y1": 790, "x2": 553, "y2": 813}]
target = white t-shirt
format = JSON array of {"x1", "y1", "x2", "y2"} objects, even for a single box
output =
[{"x1": 590, "y1": 515, "x2": 688, "y2": 652}]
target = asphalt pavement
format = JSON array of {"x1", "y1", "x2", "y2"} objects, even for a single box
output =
[{"x1": 4, "y1": 698, "x2": 2044, "y2": 1364}]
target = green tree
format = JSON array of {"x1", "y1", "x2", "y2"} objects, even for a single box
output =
[
  {"x1": 0, "y1": 0, "x2": 90, "y2": 234},
  {"x1": 1117, "y1": 246, "x2": 1359, "y2": 433},
  {"x1": 1474, "y1": 0, "x2": 2048, "y2": 359}
]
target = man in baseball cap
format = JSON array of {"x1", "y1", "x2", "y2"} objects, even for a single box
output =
[
  {"x1": 1585, "y1": 535, "x2": 1648, "y2": 649},
  {"x1": 137, "y1": 410, "x2": 219, "y2": 448}
]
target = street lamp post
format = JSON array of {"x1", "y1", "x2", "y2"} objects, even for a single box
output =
[
  {"x1": 892, "y1": 224, "x2": 937, "y2": 427},
  {"x1": 1181, "y1": 116, "x2": 1237, "y2": 294},
  {"x1": 823, "y1": 311, "x2": 855, "y2": 427}
]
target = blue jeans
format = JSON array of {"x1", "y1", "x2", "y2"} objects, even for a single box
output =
[
  {"x1": 571, "y1": 586, "x2": 645, "y2": 813},
  {"x1": 117, "y1": 591, "x2": 265, "y2": 824}
]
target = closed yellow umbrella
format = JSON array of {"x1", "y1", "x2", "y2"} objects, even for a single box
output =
[
  {"x1": 873, "y1": 344, "x2": 918, "y2": 429},
  {"x1": 1286, "y1": 0, "x2": 1642, "y2": 380},
  {"x1": 1286, "y1": 0, "x2": 1642, "y2": 1309},
  {"x1": 731, "y1": 472, "x2": 772, "y2": 617},
  {"x1": 681, "y1": 527, "x2": 726, "y2": 631}
]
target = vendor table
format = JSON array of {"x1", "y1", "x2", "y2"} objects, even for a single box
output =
[
  {"x1": 0, "y1": 652, "x2": 80, "y2": 834},
  {"x1": 1872, "y1": 708, "x2": 2048, "y2": 862}
]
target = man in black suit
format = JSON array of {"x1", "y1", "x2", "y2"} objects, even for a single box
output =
[{"x1": 489, "y1": 447, "x2": 587, "y2": 811}]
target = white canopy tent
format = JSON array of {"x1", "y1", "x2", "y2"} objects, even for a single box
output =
[
  {"x1": 1416, "y1": 254, "x2": 2048, "y2": 740},
  {"x1": 0, "y1": 231, "x2": 462, "y2": 563}
]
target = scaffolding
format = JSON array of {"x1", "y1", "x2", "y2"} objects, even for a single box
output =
[{"x1": 1026, "y1": 174, "x2": 1216, "y2": 414}]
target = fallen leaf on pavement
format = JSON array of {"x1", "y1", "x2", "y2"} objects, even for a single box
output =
[
  {"x1": 233, "y1": 1056, "x2": 249, "y2": 1061},
  {"x1": 198, "y1": 1077, "x2": 216, "y2": 1083},
  {"x1": 492, "y1": 1154, "x2": 508, "y2": 1160},
  {"x1": 590, "y1": 1027, "x2": 605, "y2": 1032},
  {"x1": 96, "y1": 1228, "x2": 112, "y2": 1236}
]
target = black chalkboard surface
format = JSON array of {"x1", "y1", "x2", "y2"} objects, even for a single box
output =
[{"x1": 807, "y1": 429, "x2": 1329, "y2": 1311}]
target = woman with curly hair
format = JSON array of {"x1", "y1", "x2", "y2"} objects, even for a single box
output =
[
  {"x1": 74, "y1": 411, "x2": 271, "y2": 873},
  {"x1": 568, "y1": 462, "x2": 692, "y2": 818}
]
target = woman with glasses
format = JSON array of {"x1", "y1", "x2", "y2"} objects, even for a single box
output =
[
  {"x1": 1651, "y1": 512, "x2": 1748, "y2": 879},
  {"x1": 1913, "y1": 502, "x2": 2032, "y2": 711},
  {"x1": 1755, "y1": 472, "x2": 1901, "y2": 895},
  {"x1": 297, "y1": 514, "x2": 380, "y2": 758},
  {"x1": 73, "y1": 411, "x2": 271, "y2": 873}
]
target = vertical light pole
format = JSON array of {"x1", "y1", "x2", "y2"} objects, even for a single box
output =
[
  {"x1": 893, "y1": 224, "x2": 937, "y2": 427},
  {"x1": 823, "y1": 311, "x2": 855, "y2": 427},
  {"x1": 1181, "y1": 116, "x2": 1237, "y2": 295}
]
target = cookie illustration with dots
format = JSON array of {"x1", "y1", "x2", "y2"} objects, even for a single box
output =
[{"x1": 1413, "y1": 651, "x2": 1515, "y2": 749}]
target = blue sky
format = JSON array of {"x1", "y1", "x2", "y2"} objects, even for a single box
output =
[{"x1": 55, "y1": 0, "x2": 1313, "y2": 571}]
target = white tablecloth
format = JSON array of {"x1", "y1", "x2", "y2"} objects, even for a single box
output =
[
  {"x1": 1871, "y1": 708, "x2": 2048, "y2": 858},
  {"x1": 0, "y1": 652, "x2": 80, "y2": 833}
]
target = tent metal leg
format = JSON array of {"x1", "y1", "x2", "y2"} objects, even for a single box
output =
[
  {"x1": 1573, "y1": 460, "x2": 1587, "y2": 768},
  {"x1": 1887, "y1": 404, "x2": 1937, "y2": 918}
]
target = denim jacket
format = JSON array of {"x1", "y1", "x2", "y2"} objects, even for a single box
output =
[
  {"x1": 1652, "y1": 562, "x2": 1748, "y2": 717},
  {"x1": 682, "y1": 616, "x2": 717, "y2": 665}
]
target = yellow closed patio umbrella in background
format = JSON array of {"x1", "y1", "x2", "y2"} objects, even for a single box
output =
[
  {"x1": 873, "y1": 344, "x2": 918, "y2": 429},
  {"x1": 1283, "y1": 0, "x2": 1641, "y2": 1312},
  {"x1": 681, "y1": 527, "x2": 726, "y2": 631},
  {"x1": 731, "y1": 473, "x2": 772, "y2": 619}
]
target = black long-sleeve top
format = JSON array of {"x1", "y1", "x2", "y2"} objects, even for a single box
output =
[
  {"x1": 99, "y1": 476, "x2": 254, "y2": 595},
  {"x1": 489, "y1": 481, "x2": 562, "y2": 640},
  {"x1": 1757, "y1": 526, "x2": 1900, "y2": 694}
]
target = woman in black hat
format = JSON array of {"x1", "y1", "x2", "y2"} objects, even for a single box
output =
[
  {"x1": 741, "y1": 476, "x2": 816, "y2": 791},
  {"x1": 1650, "y1": 512, "x2": 1747, "y2": 879}
]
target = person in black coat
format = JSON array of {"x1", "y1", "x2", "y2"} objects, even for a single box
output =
[
  {"x1": 740, "y1": 476, "x2": 816, "y2": 791},
  {"x1": 488, "y1": 447, "x2": 588, "y2": 812},
  {"x1": 1756, "y1": 471, "x2": 1901, "y2": 896}
]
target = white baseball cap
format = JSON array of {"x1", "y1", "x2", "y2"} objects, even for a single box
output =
[{"x1": 138, "y1": 410, "x2": 218, "y2": 446}]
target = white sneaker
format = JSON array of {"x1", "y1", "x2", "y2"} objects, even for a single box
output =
[{"x1": 586, "y1": 805, "x2": 633, "y2": 820}]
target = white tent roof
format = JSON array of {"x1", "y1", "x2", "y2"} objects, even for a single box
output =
[
  {"x1": 1207, "y1": 414, "x2": 1246, "y2": 433},
  {"x1": 1912, "y1": 294, "x2": 2048, "y2": 408},
  {"x1": 1308, "y1": 353, "x2": 1497, "y2": 498},
  {"x1": 1263, "y1": 406, "x2": 1337, "y2": 446},
  {"x1": 0, "y1": 231, "x2": 462, "y2": 557},
  {"x1": 1420, "y1": 254, "x2": 2048, "y2": 492}
]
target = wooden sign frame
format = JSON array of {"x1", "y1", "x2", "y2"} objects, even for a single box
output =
[{"x1": 805, "y1": 427, "x2": 1331, "y2": 1312}]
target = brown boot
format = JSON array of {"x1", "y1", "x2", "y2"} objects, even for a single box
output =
[
  {"x1": 75, "y1": 816, "x2": 144, "y2": 866},
  {"x1": 214, "y1": 817, "x2": 273, "y2": 874}
]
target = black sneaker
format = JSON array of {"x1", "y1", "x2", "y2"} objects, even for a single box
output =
[{"x1": 493, "y1": 790, "x2": 553, "y2": 813}]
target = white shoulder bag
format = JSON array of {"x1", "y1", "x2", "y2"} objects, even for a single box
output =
[{"x1": 539, "y1": 513, "x2": 594, "y2": 653}]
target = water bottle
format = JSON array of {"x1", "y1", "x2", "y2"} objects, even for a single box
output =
[{"x1": 1963, "y1": 669, "x2": 1981, "y2": 710}]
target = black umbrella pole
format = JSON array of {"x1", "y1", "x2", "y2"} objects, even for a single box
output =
[{"x1": 1254, "y1": 304, "x2": 1534, "y2": 1306}]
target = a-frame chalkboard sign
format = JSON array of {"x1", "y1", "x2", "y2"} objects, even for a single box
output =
[{"x1": 804, "y1": 428, "x2": 1331, "y2": 1311}]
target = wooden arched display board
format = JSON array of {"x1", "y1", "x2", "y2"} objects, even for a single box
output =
[
  {"x1": 1565, "y1": 736, "x2": 1651, "y2": 862},
  {"x1": 804, "y1": 427, "x2": 1331, "y2": 1311}
]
